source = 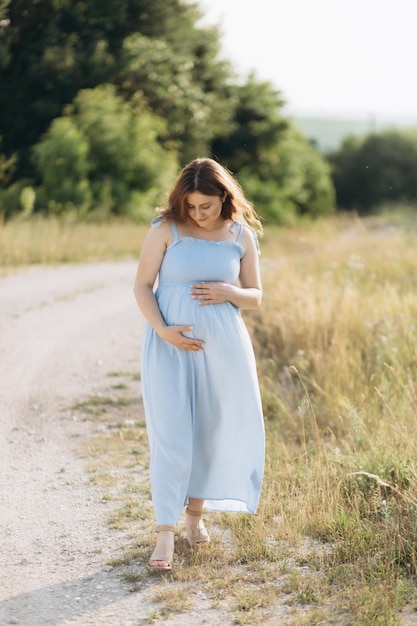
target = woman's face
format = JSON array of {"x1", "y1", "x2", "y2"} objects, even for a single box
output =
[{"x1": 185, "y1": 191, "x2": 225, "y2": 231}]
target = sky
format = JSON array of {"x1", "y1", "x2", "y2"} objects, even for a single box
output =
[{"x1": 198, "y1": 0, "x2": 417, "y2": 121}]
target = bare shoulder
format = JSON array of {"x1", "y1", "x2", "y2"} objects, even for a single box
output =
[
  {"x1": 144, "y1": 218, "x2": 173, "y2": 247},
  {"x1": 240, "y1": 225, "x2": 260, "y2": 254}
]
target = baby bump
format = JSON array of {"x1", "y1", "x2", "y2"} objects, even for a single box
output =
[{"x1": 157, "y1": 284, "x2": 240, "y2": 341}]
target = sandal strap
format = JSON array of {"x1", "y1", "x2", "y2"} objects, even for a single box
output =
[
  {"x1": 156, "y1": 525, "x2": 175, "y2": 533},
  {"x1": 185, "y1": 507, "x2": 202, "y2": 518},
  {"x1": 149, "y1": 526, "x2": 175, "y2": 568}
]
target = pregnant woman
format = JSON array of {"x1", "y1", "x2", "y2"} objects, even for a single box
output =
[{"x1": 133, "y1": 158, "x2": 265, "y2": 571}]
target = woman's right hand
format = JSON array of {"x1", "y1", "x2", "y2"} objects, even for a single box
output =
[{"x1": 157, "y1": 325, "x2": 204, "y2": 351}]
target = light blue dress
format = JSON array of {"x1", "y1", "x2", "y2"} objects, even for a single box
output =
[{"x1": 141, "y1": 220, "x2": 265, "y2": 525}]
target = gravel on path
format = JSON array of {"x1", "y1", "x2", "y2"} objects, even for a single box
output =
[{"x1": 0, "y1": 262, "x2": 165, "y2": 625}]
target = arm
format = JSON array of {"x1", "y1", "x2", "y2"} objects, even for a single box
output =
[
  {"x1": 190, "y1": 227, "x2": 262, "y2": 309},
  {"x1": 133, "y1": 222, "x2": 204, "y2": 351}
]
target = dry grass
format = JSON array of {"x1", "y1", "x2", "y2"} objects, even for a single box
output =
[
  {"x1": 245, "y1": 210, "x2": 417, "y2": 623},
  {"x1": 20, "y1": 210, "x2": 417, "y2": 623},
  {"x1": 0, "y1": 215, "x2": 147, "y2": 269}
]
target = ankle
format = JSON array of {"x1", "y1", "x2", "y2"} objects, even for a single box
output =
[
  {"x1": 185, "y1": 507, "x2": 202, "y2": 518},
  {"x1": 157, "y1": 524, "x2": 175, "y2": 533}
]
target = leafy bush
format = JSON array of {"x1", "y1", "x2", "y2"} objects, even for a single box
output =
[
  {"x1": 329, "y1": 129, "x2": 417, "y2": 212},
  {"x1": 33, "y1": 117, "x2": 92, "y2": 212},
  {"x1": 0, "y1": 178, "x2": 34, "y2": 220},
  {"x1": 33, "y1": 85, "x2": 178, "y2": 219},
  {"x1": 240, "y1": 124, "x2": 335, "y2": 223}
]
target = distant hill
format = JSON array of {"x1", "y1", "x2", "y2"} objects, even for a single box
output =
[{"x1": 293, "y1": 115, "x2": 417, "y2": 154}]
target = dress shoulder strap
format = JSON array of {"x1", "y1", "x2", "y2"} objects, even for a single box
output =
[
  {"x1": 229, "y1": 221, "x2": 244, "y2": 243},
  {"x1": 236, "y1": 223, "x2": 244, "y2": 243},
  {"x1": 151, "y1": 217, "x2": 179, "y2": 243},
  {"x1": 230, "y1": 221, "x2": 260, "y2": 253},
  {"x1": 171, "y1": 222, "x2": 180, "y2": 241},
  {"x1": 151, "y1": 216, "x2": 165, "y2": 228}
]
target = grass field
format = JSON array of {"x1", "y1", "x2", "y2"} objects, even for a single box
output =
[
  {"x1": 247, "y1": 212, "x2": 417, "y2": 622},
  {"x1": 0, "y1": 216, "x2": 148, "y2": 269},
  {"x1": 4, "y1": 211, "x2": 417, "y2": 623}
]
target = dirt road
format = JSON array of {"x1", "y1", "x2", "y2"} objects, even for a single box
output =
[{"x1": 0, "y1": 261, "x2": 156, "y2": 625}]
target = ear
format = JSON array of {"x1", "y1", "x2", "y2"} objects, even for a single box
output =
[{"x1": 222, "y1": 191, "x2": 228, "y2": 203}]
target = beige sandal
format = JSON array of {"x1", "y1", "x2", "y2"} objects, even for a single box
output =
[
  {"x1": 185, "y1": 507, "x2": 210, "y2": 547},
  {"x1": 148, "y1": 525, "x2": 175, "y2": 571}
]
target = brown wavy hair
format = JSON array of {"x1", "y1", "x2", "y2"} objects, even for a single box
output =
[{"x1": 157, "y1": 158, "x2": 263, "y2": 235}]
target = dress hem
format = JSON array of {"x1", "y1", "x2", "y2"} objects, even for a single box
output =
[{"x1": 185, "y1": 495, "x2": 259, "y2": 515}]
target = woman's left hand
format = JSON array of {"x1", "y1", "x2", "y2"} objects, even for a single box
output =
[{"x1": 190, "y1": 281, "x2": 232, "y2": 306}]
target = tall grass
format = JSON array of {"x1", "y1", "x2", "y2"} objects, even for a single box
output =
[
  {"x1": 0, "y1": 216, "x2": 148, "y2": 268},
  {"x1": 244, "y1": 211, "x2": 417, "y2": 621}
]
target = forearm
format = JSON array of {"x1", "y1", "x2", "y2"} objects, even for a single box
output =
[
  {"x1": 134, "y1": 283, "x2": 167, "y2": 332},
  {"x1": 190, "y1": 281, "x2": 262, "y2": 309},
  {"x1": 227, "y1": 285, "x2": 262, "y2": 309},
  {"x1": 134, "y1": 282, "x2": 204, "y2": 351}
]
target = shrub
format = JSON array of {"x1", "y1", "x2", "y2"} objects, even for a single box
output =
[
  {"x1": 33, "y1": 85, "x2": 179, "y2": 220},
  {"x1": 329, "y1": 129, "x2": 417, "y2": 212},
  {"x1": 240, "y1": 124, "x2": 335, "y2": 224}
]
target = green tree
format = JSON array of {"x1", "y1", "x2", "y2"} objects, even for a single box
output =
[
  {"x1": 329, "y1": 130, "x2": 417, "y2": 212},
  {"x1": 0, "y1": 0, "x2": 336, "y2": 223},
  {"x1": 33, "y1": 118, "x2": 92, "y2": 211},
  {"x1": 119, "y1": 33, "x2": 232, "y2": 162},
  {"x1": 33, "y1": 84, "x2": 178, "y2": 219},
  {"x1": 0, "y1": 1, "x2": 12, "y2": 69},
  {"x1": 240, "y1": 124, "x2": 335, "y2": 223},
  {"x1": 211, "y1": 75, "x2": 288, "y2": 174},
  {"x1": 211, "y1": 78, "x2": 335, "y2": 221},
  {"x1": 0, "y1": 0, "x2": 231, "y2": 179}
]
